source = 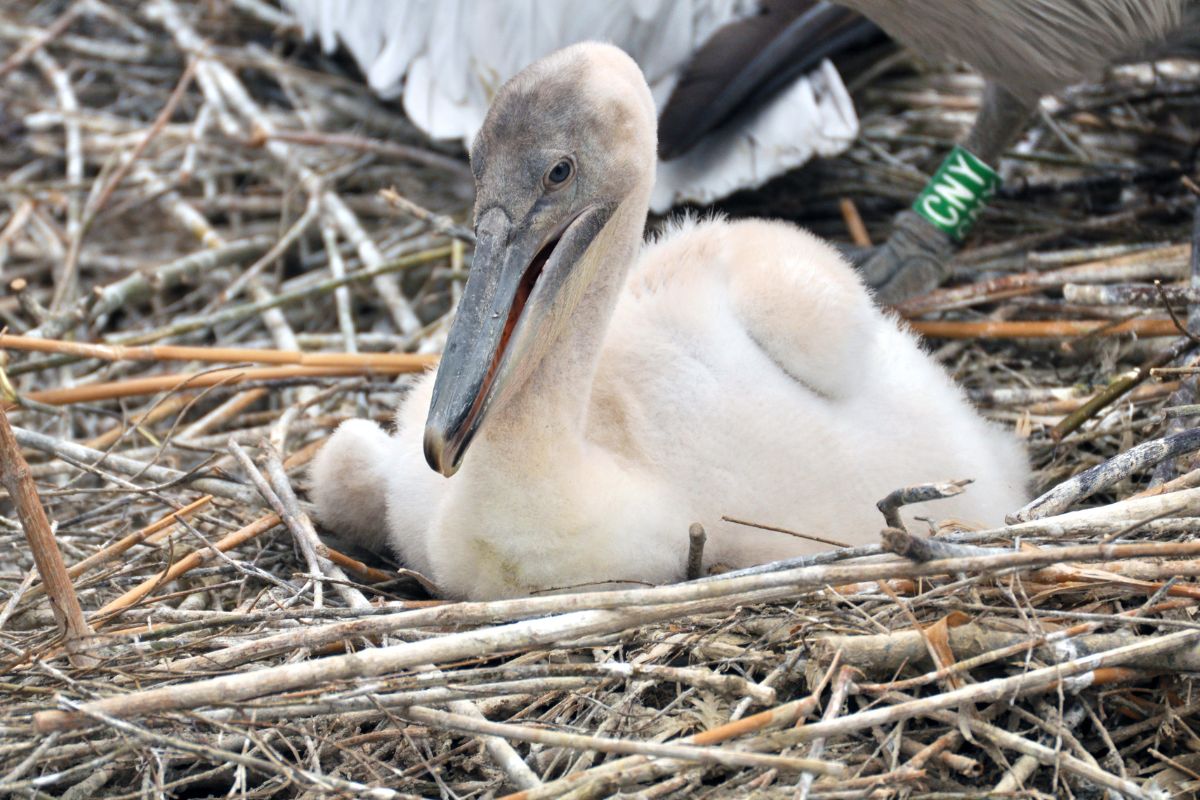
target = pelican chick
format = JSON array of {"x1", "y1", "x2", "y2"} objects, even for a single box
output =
[{"x1": 310, "y1": 43, "x2": 1029, "y2": 600}]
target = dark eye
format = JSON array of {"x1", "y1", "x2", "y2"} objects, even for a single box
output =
[{"x1": 544, "y1": 158, "x2": 573, "y2": 188}]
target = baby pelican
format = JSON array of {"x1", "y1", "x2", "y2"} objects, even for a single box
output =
[{"x1": 310, "y1": 43, "x2": 1029, "y2": 600}]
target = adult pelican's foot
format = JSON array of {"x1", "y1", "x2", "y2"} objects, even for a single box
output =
[{"x1": 856, "y1": 210, "x2": 956, "y2": 305}]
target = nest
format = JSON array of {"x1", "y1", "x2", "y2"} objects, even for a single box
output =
[{"x1": 1, "y1": 2, "x2": 1200, "y2": 798}]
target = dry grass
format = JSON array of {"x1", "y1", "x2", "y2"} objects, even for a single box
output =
[{"x1": 1, "y1": 1, "x2": 1199, "y2": 798}]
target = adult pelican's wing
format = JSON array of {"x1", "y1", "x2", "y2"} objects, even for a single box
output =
[
  {"x1": 281, "y1": 0, "x2": 862, "y2": 210},
  {"x1": 658, "y1": 1, "x2": 882, "y2": 160}
]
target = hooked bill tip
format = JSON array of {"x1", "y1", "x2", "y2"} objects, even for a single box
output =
[{"x1": 423, "y1": 425, "x2": 459, "y2": 477}]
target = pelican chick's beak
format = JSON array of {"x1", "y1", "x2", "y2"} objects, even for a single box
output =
[{"x1": 423, "y1": 204, "x2": 610, "y2": 476}]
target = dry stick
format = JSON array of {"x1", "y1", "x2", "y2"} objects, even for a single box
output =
[
  {"x1": 818, "y1": 612, "x2": 1200, "y2": 683},
  {"x1": 881, "y1": 529, "x2": 997, "y2": 562},
  {"x1": 323, "y1": 548, "x2": 392, "y2": 585},
  {"x1": 750, "y1": 629, "x2": 1200, "y2": 761},
  {"x1": 105, "y1": 244, "x2": 452, "y2": 347},
  {"x1": 1011, "y1": 427, "x2": 1200, "y2": 522},
  {"x1": 910, "y1": 318, "x2": 1178, "y2": 339},
  {"x1": 400, "y1": 706, "x2": 844, "y2": 776},
  {"x1": 21, "y1": 495, "x2": 212, "y2": 603},
  {"x1": 439, "y1": 695, "x2": 542, "y2": 791},
  {"x1": 1133, "y1": 463, "x2": 1200, "y2": 499},
  {"x1": 35, "y1": 539, "x2": 1200, "y2": 732},
  {"x1": 11, "y1": 424, "x2": 261, "y2": 505},
  {"x1": 503, "y1": 661, "x2": 833, "y2": 800},
  {"x1": 144, "y1": 0, "x2": 421, "y2": 335},
  {"x1": 35, "y1": 597, "x2": 790, "y2": 732},
  {"x1": 720, "y1": 517, "x2": 850, "y2": 548},
  {"x1": 0, "y1": 201, "x2": 35, "y2": 270},
  {"x1": 227, "y1": 440, "x2": 330, "y2": 609},
  {"x1": 261, "y1": 440, "x2": 372, "y2": 610},
  {"x1": 0, "y1": 408, "x2": 95, "y2": 666},
  {"x1": 901, "y1": 729, "x2": 978, "y2": 776},
  {"x1": 226, "y1": 443, "x2": 537, "y2": 786},
  {"x1": 169, "y1": 531, "x2": 1200, "y2": 676},
  {"x1": 838, "y1": 198, "x2": 871, "y2": 247},
  {"x1": 898, "y1": 242, "x2": 1190, "y2": 317},
  {"x1": 238, "y1": 434, "x2": 540, "y2": 791},
  {"x1": 1064, "y1": 282, "x2": 1200, "y2": 306},
  {"x1": 685, "y1": 523, "x2": 706, "y2": 581},
  {"x1": 82, "y1": 392, "x2": 196, "y2": 451},
  {"x1": 178, "y1": 388, "x2": 267, "y2": 441},
  {"x1": 216, "y1": 193, "x2": 320, "y2": 305},
  {"x1": 1024, "y1": 380, "x2": 1179, "y2": 416},
  {"x1": 23, "y1": 236, "x2": 274, "y2": 341},
  {"x1": 0, "y1": 334, "x2": 436, "y2": 371},
  {"x1": 379, "y1": 187, "x2": 476, "y2": 244},
  {"x1": 797, "y1": 666, "x2": 855, "y2": 800},
  {"x1": 876, "y1": 479, "x2": 970, "y2": 530},
  {"x1": 254, "y1": 129, "x2": 472, "y2": 180},
  {"x1": 89, "y1": 512, "x2": 281, "y2": 626},
  {"x1": 20, "y1": 363, "x2": 433, "y2": 407},
  {"x1": 889, "y1": 696, "x2": 1152, "y2": 800},
  {"x1": 58, "y1": 698, "x2": 414, "y2": 800},
  {"x1": 90, "y1": 58, "x2": 198, "y2": 215},
  {"x1": 113, "y1": 156, "x2": 301, "y2": 352},
  {"x1": 321, "y1": 224, "x2": 357, "y2": 354},
  {"x1": 1051, "y1": 336, "x2": 1195, "y2": 440},
  {"x1": 1151, "y1": 202, "x2": 1200, "y2": 485},
  {"x1": 0, "y1": 3, "x2": 80, "y2": 81},
  {"x1": 30, "y1": 46, "x2": 83, "y2": 313}
]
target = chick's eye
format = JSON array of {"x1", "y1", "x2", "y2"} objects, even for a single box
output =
[{"x1": 545, "y1": 159, "x2": 573, "y2": 187}]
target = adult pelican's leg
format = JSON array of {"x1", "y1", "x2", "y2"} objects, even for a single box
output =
[{"x1": 859, "y1": 82, "x2": 1034, "y2": 303}]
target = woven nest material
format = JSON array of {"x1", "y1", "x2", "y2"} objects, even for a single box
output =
[{"x1": 1, "y1": 2, "x2": 1200, "y2": 798}]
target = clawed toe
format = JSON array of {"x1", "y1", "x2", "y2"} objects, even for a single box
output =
[{"x1": 855, "y1": 210, "x2": 956, "y2": 305}]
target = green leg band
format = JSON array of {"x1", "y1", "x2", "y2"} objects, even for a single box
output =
[{"x1": 912, "y1": 145, "x2": 1001, "y2": 241}]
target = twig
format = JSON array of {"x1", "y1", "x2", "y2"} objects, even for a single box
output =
[
  {"x1": 401, "y1": 705, "x2": 845, "y2": 775},
  {"x1": 31, "y1": 48, "x2": 83, "y2": 312},
  {"x1": 899, "y1": 242, "x2": 1190, "y2": 317},
  {"x1": 17, "y1": 362, "x2": 433, "y2": 407},
  {"x1": 1063, "y1": 282, "x2": 1200, "y2": 307},
  {"x1": 686, "y1": 523, "x2": 706, "y2": 581},
  {"x1": 90, "y1": 58, "x2": 198, "y2": 215},
  {"x1": 877, "y1": 479, "x2": 972, "y2": 529},
  {"x1": 910, "y1": 317, "x2": 1179, "y2": 339},
  {"x1": 379, "y1": 187, "x2": 476, "y2": 244},
  {"x1": 145, "y1": 0, "x2": 423, "y2": 334},
  {"x1": 21, "y1": 496, "x2": 211, "y2": 603},
  {"x1": 883, "y1": 693, "x2": 1155, "y2": 800},
  {"x1": 881, "y1": 528, "x2": 999, "y2": 561},
  {"x1": 254, "y1": 129, "x2": 472, "y2": 181},
  {"x1": 34, "y1": 541, "x2": 1200, "y2": 731},
  {"x1": 0, "y1": 4, "x2": 81, "y2": 82},
  {"x1": 228, "y1": 440, "x2": 330, "y2": 608},
  {"x1": 720, "y1": 517, "x2": 850, "y2": 548},
  {"x1": 1052, "y1": 336, "x2": 1195, "y2": 439},
  {"x1": 0, "y1": 333, "x2": 435, "y2": 370},
  {"x1": 838, "y1": 198, "x2": 871, "y2": 247},
  {"x1": 89, "y1": 513, "x2": 281, "y2": 626},
  {"x1": 1011, "y1": 427, "x2": 1200, "y2": 521},
  {"x1": 24, "y1": 236, "x2": 274, "y2": 341},
  {"x1": 0, "y1": 407, "x2": 94, "y2": 666},
  {"x1": 11, "y1": 424, "x2": 261, "y2": 505},
  {"x1": 797, "y1": 666, "x2": 855, "y2": 800}
]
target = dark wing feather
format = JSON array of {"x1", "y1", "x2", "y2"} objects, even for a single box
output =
[{"x1": 658, "y1": 0, "x2": 884, "y2": 160}]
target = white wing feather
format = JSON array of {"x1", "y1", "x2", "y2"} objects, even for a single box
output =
[{"x1": 281, "y1": 0, "x2": 859, "y2": 209}]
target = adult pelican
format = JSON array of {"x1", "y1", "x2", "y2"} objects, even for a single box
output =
[{"x1": 663, "y1": 0, "x2": 1197, "y2": 300}]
